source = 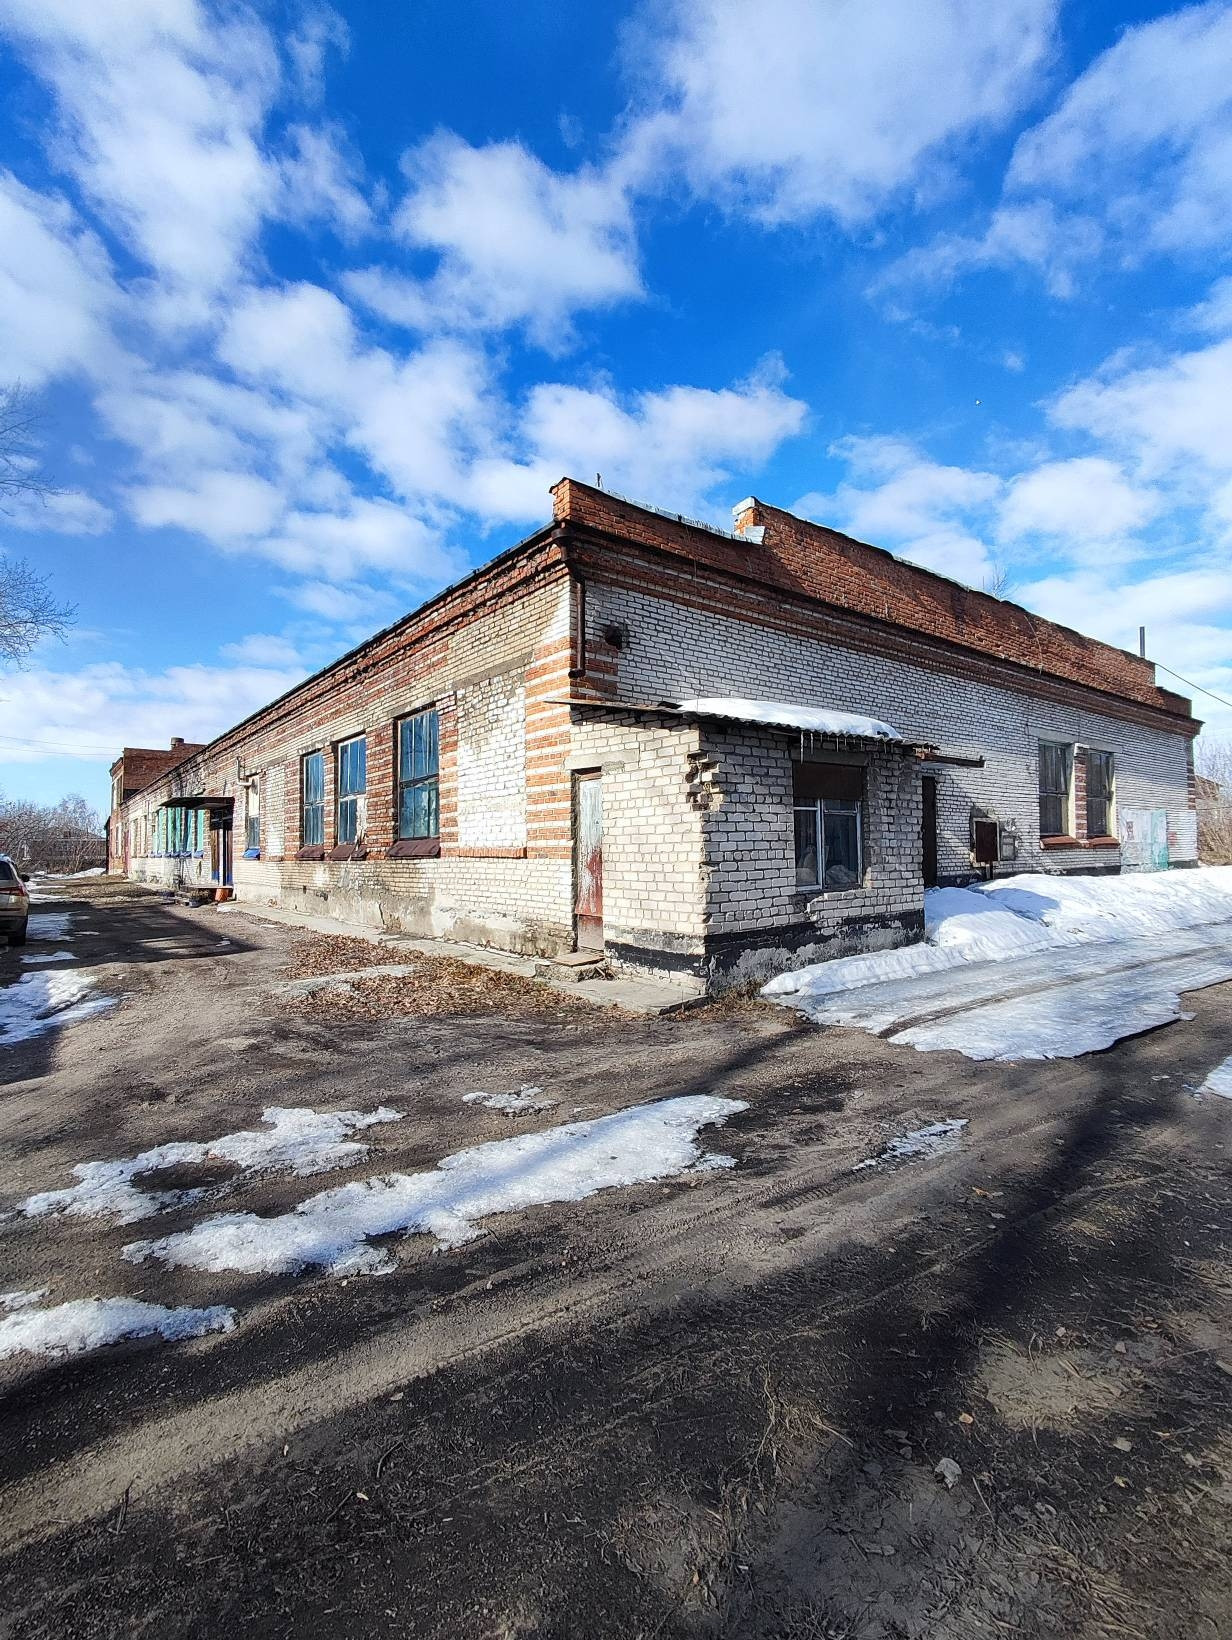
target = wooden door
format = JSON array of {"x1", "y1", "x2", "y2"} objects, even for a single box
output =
[
  {"x1": 921, "y1": 775, "x2": 939, "y2": 889},
  {"x1": 573, "y1": 773, "x2": 603, "y2": 950}
]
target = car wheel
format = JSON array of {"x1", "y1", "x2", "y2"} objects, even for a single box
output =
[{"x1": 9, "y1": 922, "x2": 27, "y2": 947}]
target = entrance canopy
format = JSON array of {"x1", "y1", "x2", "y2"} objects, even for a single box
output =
[{"x1": 158, "y1": 795, "x2": 234, "y2": 811}]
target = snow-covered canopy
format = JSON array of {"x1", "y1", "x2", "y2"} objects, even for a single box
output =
[{"x1": 669, "y1": 698, "x2": 903, "y2": 742}]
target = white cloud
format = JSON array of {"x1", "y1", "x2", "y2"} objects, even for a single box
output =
[
  {"x1": 278, "y1": 123, "x2": 372, "y2": 239},
  {"x1": 219, "y1": 633, "x2": 305, "y2": 668},
  {"x1": 1008, "y1": 0, "x2": 1232, "y2": 256},
  {"x1": 466, "y1": 360, "x2": 808, "y2": 524},
  {"x1": 0, "y1": 0, "x2": 280, "y2": 320},
  {"x1": 893, "y1": 2, "x2": 1232, "y2": 301},
  {"x1": 797, "y1": 435, "x2": 1001, "y2": 586},
  {"x1": 996, "y1": 457, "x2": 1160, "y2": 550},
  {"x1": 1049, "y1": 336, "x2": 1232, "y2": 485},
  {"x1": 346, "y1": 132, "x2": 641, "y2": 345},
  {"x1": 876, "y1": 200, "x2": 1103, "y2": 301},
  {"x1": 286, "y1": 7, "x2": 349, "y2": 104},
  {"x1": 5, "y1": 487, "x2": 114, "y2": 535},
  {"x1": 0, "y1": 170, "x2": 120, "y2": 384},
  {"x1": 624, "y1": 0, "x2": 1057, "y2": 225},
  {"x1": 0, "y1": 654, "x2": 307, "y2": 766},
  {"x1": 278, "y1": 579, "x2": 398, "y2": 625},
  {"x1": 127, "y1": 470, "x2": 285, "y2": 541},
  {"x1": 255, "y1": 499, "x2": 455, "y2": 583}
]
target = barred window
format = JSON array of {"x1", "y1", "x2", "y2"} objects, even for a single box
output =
[
  {"x1": 1086, "y1": 749, "x2": 1115, "y2": 839},
  {"x1": 302, "y1": 750, "x2": 325, "y2": 847},
  {"x1": 1038, "y1": 741, "x2": 1073, "y2": 838},
  {"x1": 398, "y1": 709, "x2": 439, "y2": 840},
  {"x1": 337, "y1": 737, "x2": 367, "y2": 845}
]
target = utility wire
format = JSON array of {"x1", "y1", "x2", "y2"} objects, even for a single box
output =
[
  {"x1": 0, "y1": 732, "x2": 112, "y2": 754},
  {"x1": 1152, "y1": 662, "x2": 1232, "y2": 713}
]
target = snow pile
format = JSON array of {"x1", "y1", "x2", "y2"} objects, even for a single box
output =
[
  {"x1": 854, "y1": 1120, "x2": 968, "y2": 1170},
  {"x1": 20, "y1": 951, "x2": 75, "y2": 965},
  {"x1": 463, "y1": 1086, "x2": 558, "y2": 1114},
  {"x1": 983, "y1": 866, "x2": 1232, "y2": 944},
  {"x1": 766, "y1": 870, "x2": 1232, "y2": 1063},
  {"x1": 673, "y1": 698, "x2": 901, "y2": 742},
  {"x1": 125, "y1": 1095, "x2": 748, "y2": 1277},
  {"x1": 26, "y1": 911, "x2": 75, "y2": 940},
  {"x1": 21, "y1": 1105, "x2": 403, "y2": 1224},
  {"x1": 1200, "y1": 1055, "x2": 1232, "y2": 1099},
  {"x1": 0, "y1": 1296, "x2": 235, "y2": 1362},
  {"x1": 0, "y1": 971, "x2": 114, "y2": 1044}
]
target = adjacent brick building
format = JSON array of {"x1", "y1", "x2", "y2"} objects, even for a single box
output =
[{"x1": 109, "y1": 480, "x2": 1200, "y2": 991}]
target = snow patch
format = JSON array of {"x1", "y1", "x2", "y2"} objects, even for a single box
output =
[
  {"x1": 124, "y1": 1095, "x2": 748, "y2": 1277},
  {"x1": 766, "y1": 872, "x2": 1232, "y2": 1061},
  {"x1": 1, "y1": 1289, "x2": 47, "y2": 1311},
  {"x1": 463, "y1": 1085, "x2": 558, "y2": 1114},
  {"x1": 0, "y1": 1297, "x2": 235, "y2": 1362},
  {"x1": 19, "y1": 951, "x2": 75, "y2": 965},
  {"x1": 855, "y1": 1120, "x2": 968, "y2": 1170},
  {"x1": 21, "y1": 1105, "x2": 404, "y2": 1225},
  {"x1": 0, "y1": 971, "x2": 114, "y2": 1044},
  {"x1": 673, "y1": 697, "x2": 901, "y2": 741},
  {"x1": 26, "y1": 912, "x2": 75, "y2": 940},
  {"x1": 1199, "y1": 1055, "x2": 1232, "y2": 1100}
]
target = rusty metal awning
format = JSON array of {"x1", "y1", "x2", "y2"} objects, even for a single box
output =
[{"x1": 158, "y1": 794, "x2": 234, "y2": 811}]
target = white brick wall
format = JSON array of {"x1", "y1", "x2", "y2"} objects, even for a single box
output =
[
  {"x1": 588, "y1": 581, "x2": 1191, "y2": 883},
  {"x1": 456, "y1": 669, "x2": 527, "y2": 849}
]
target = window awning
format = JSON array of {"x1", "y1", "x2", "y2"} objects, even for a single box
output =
[{"x1": 158, "y1": 794, "x2": 234, "y2": 811}]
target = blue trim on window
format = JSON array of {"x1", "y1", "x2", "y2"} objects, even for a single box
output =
[{"x1": 243, "y1": 848, "x2": 260, "y2": 859}]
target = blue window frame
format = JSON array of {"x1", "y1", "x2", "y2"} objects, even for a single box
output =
[
  {"x1": 398, "y1": 709, "x2": 439, "y2": 839},
  {"x1": 336, "y1": 736, "x2": 367, "y2": 844},
  {"x1": 302, "y1": 750, "x2": 325, "y2": 847}
]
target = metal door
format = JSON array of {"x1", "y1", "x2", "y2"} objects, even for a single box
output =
[
  {"x1": 573, "y1": 773, "x2": 603, "y2": 950},
  {"x1": 921, "y1": 776, "x2": 939, "y2": 889}
]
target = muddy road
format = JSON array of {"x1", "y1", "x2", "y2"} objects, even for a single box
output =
[{"x1": 2, "y1": 879, "x2": 1231, "y2": 1638}]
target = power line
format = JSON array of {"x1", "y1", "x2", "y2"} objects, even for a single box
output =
[
  {"x1": 0, "y1": 732, "x2": 112, "y2": 754},
  {"x1": 1152, "y1": 662, "x2": 1232, "y2": 714}
]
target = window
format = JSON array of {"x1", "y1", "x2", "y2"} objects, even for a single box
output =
[
  {"x1": 793, "y1": 762, "x2": 864, "y2": 891},
  {"x1": 244, "y1": 777, "x2": 260, "y2": 853},
  {"x1": 1086, "y1": 749, "x2": 1115, "y2": 839},
  {"x1": 1038, "y1": 741, "x2": 1073, "y2": 838},
  {"x1": 336, "y1": 736, "x2": 367, "y2": 845},
  {"x1": 302, "y1": 751, "x2": 325, "y2": 847},
  {"x1": 398, "y1": 709, "x2": 439, "y2": 839}
]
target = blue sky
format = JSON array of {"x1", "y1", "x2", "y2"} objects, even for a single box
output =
[{"x1": 1, "y1": 0, "x2": 1230, "y2": 815}]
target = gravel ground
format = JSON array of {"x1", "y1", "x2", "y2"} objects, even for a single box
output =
[{"x1": 1, "y1": 878, "x2": 1230, "y2": 1639}]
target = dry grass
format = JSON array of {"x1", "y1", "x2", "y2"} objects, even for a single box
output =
[
  {"x1": 286, "y1": 933, "x2": 408, "y2": 979},
  {"x1": 280, "y1": 934, "x2": 595, "y2": 1021}
]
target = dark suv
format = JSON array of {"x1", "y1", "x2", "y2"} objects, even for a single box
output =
[{"x1": 0, "y1": 856, "x2": 30, "y2": 946}]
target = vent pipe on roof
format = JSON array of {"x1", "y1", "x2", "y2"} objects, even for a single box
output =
[{"x1": 731, "y1": 497, "x2": 765, "y2": 544}]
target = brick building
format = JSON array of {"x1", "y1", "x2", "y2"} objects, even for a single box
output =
[{"x1": 109, "y1": 480, "x2": 1200, "y2": 992}]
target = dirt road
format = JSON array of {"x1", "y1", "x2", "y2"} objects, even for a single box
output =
[{"x1": 2, "y1": 880, "x2": 1231, "y2": 1638}]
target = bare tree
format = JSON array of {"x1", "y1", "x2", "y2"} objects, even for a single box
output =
[
  {"x1": 0, "y1": 383, "x2": 74, "y2": 666},
  {"x1": 1195, "y1": 738, "x2": 1232, "y2": 864},
  {"x1": 0, "y1": 385, "x2": 57, "y2": 505},
  {"x1": 0, "y1": 791, "x2": 105, "y2": 873}
]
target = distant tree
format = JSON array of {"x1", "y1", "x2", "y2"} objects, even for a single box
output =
[
  {"x1": 0, "y1": 790, "x2": 105, "y2": 872},
  {"x1": 0, "y1": 384, "x2": 74, "y2": 667},
  {"x1": 1195, "y1": 738, "x2": 1232, "y2": 864}
]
